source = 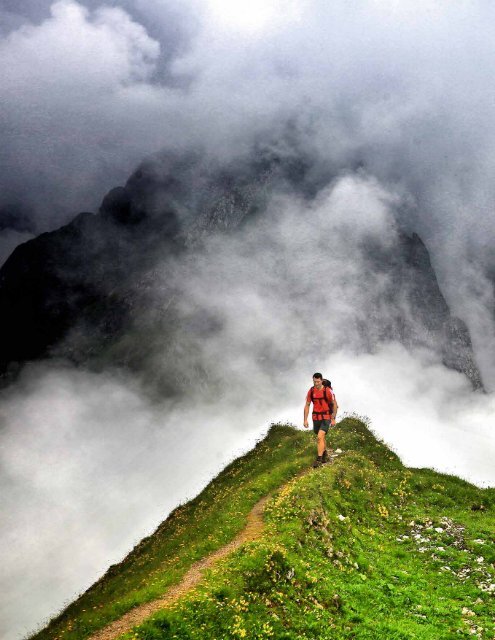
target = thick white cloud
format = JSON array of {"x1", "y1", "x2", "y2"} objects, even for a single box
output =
[
  {"x1": 0, "y1": 365, "x2": 267, "y2": 640},
  {"x1": 331, "y1": 345, "x2": 495, "y2": 487},
  {"x1": 0, "y1": 1, "x2": 168, "y2": 228}
]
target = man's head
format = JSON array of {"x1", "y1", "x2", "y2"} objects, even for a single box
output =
[{"x1": 313, "y1": 372, "x2": 323, "y2": 388}]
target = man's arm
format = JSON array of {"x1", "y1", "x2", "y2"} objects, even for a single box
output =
[
  {"x1": 331, "y1": 394, "x2": 338, "y2": 424},
  {"x1": 303, "y1": 401, "x2": 311, "y2": 428}
]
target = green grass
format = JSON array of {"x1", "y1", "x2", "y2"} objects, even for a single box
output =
[
  {"x1": 31, "y1": 418, "x2": 495, "y2": 640},
  {"x1": 30, "y1": 424, "x2": 315, "y2": 640}
]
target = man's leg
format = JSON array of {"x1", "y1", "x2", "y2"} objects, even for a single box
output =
[
  {"x1": 312, "y1": 421, "x2": 322, "y2": 467},
  {"x1": 312, "y1": 422, "x2": 328, "y2": 468},
  {"x1": 317, "y1": 429, "x2": 326, "y2": 456},
  {"x1": 320, "y1": 420, "x2": 331, "y2": 463}
]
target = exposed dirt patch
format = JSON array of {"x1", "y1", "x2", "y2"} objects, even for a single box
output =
[
  {"x1": 89, "y1": 495, "x2": 271, "y2": 640},
  {"x1": 88, "y1": 462, "x2": 326, "y2": 640}
]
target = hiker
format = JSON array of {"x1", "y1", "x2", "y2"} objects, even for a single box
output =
[{"x1": 303, "y1": 373, "x2": 338, "y2": 468}]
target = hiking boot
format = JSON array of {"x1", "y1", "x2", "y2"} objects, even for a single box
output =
[
  {"x1": 312, "y1": 456, "x2": 323, "y2": 468},
  {"x1": 322, "y1": 449, "x2": 329, "y2": 463}
]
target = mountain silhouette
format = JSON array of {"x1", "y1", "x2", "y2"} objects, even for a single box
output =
[{"x1": 0, "y1": 145, "x2": 483, "y2": 390}]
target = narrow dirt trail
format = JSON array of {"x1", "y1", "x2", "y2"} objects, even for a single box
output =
[
  {"x1": 89, "y1": 494, "x2": 272, "y2": 640},
  {"x1": 88, "y1": 462, "x2": 325, "y2": 640}
]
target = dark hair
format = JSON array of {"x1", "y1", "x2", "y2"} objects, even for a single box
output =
[{"x1": 313, "y1": 372, "x2": 323, "y2": 379}]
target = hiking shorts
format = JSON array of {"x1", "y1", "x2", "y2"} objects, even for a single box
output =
[{"x1": 313, "y1": 419, "x2": 330, "y2": 434}]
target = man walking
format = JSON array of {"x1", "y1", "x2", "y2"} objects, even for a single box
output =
[{"x1": 304, "y1": 373, "x2": 337, "y2": 468}]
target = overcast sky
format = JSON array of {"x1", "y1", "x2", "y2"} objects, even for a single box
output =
[{"x1": 2, "y1": 2, "x2": 495, "y2": 639}]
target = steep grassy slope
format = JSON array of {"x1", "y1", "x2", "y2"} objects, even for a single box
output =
[
  {"x1": 32, "y1": 419, "x2": 494, "y2": 640},
  {"x1": 126, "y1": 420, "x2": 494, "y2": 640},
  {"x1": 30, "y1": 424, "x2": 316, "y2": 640}
]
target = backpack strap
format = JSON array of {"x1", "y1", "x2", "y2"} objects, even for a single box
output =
[{"x1": 325, "y1": 386, "x2": 334, "y2": 415}]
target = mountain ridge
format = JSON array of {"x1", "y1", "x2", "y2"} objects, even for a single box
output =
[
  {"x1": 30, "y1": 419, "x2": 495, "y2": 640},
  {"x1": 0, "y1": 146, "x2": 484, "y2": 391}
]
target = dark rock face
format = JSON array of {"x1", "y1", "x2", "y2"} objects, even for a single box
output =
[
  {"x1": 99, "y1": 187, "x2": 136, "y2": 225},
  {"x1": 0, "y1": 213, "x2": 128, "y2": 378},
  {"x1": 398, "y1": 234, "x2": 481, "y2": 387},
  {"x1": 362, "y1": 232, "x2": 482, "y2": 388},
  {"x1": 0, "y1": 147, "x2": 484, "y2": 390}
]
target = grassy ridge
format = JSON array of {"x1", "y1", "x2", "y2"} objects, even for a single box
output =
[
  {"x1": 31, "y1": 425, "x2": 315, "y2": 640},
  {"x1": 31, "y1": 418, "x2": 495, "y2": 640},
  {"x1": 123, "y1": 418, "x2": 495, "y2": 640}
]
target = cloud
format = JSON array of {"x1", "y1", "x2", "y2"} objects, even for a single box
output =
[
  {"x1": 4, "y1": 0, "x2": 495, "y2": 238},
  {"x1": 0, "y1": 0, "x2": 202, "y2": 238},
  {"x1": 139, "y1": 173, "x2": 403, "y2": 399},
  {"x1": 0, "y1": 364, "x2": 267, "y2": 640},
  {"x1": 330, "y1": 344, "x2": 495, "y2": 487},
  {"x1": 156, "y1": 1, "x2": 495, "y2": 387},
  {"x1": 0, "y1": 0, "x2": 167, "y2": 230},
  {"x1": 2, "y1": 1, "x2": 495, "y2": 373}
]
